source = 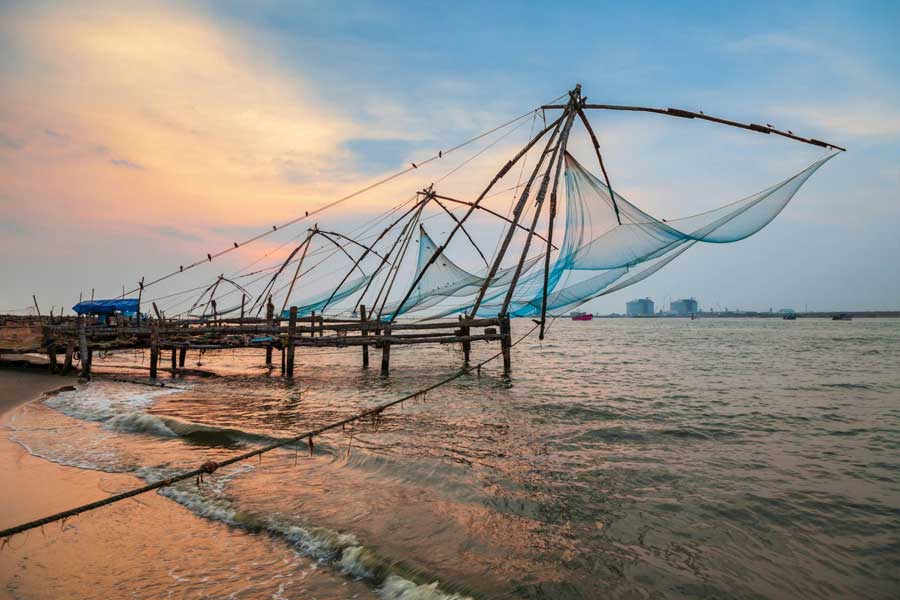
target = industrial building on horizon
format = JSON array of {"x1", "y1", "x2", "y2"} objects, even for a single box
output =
[
  {"x1": 626, "y1": 298, "x2": 655, "y2": 317},
  {"x1": 670, "y1": 298, "x2": 699, "y2": 315}
]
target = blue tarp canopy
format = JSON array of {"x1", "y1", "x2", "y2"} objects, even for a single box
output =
[{"x1": 72, "y1": 299, "x2": 140, "y2": 316}]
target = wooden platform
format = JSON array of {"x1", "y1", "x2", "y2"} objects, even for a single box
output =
[{"x1": 4, "y1": 307, "x2": 512, "y2": 380}]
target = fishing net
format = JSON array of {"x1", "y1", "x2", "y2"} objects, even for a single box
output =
[{"x1": 387, "y1": 150, "x2": 836, "y2": 318}]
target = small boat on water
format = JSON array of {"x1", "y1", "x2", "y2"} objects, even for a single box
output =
[
  {"x1": 571, "y1": 312, "x2": 593, "y2": 321},
  {"x1": 832, "y1": 313, "x2": 853, "y2": 321}
]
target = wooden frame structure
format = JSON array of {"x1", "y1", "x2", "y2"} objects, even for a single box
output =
[{"x1": 2, "y1": 84, "x2": 845, "y2": 381}]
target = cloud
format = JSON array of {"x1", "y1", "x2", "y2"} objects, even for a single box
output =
[
  {"x1": 0, "y1": 1, "x2": 364, "y2": 233},
  {"x1": 109, "y1": 158, "x2": 144, "y2": 169}
]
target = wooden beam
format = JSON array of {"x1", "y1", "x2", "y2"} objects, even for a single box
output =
[{"x1": 541, "y1": 102, "x2": 846, "y2": 151}]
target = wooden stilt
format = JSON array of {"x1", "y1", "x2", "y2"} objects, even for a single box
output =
[
  {"x1": 380, "y1": 326, "x2": 391, "y2": 377},
  {"x1": 178, "y1": 347, "x2": 187, "y2": 367},
  {"x1": 170, "y1": 348, "x2": 177, "y2": 374},
  {"x1": 63, "y1": 343, "x2": 74, "y2": 374},
  {"x1": 360, "y1": 305, "x2": 369, "y2": 368},
  {"x1": 78, "y1": 317, "x2": 90, "y2": 379},
  {"x1": 500, "y1": 314, "x2": 512, "y2": 377},
  {"x1": 149, "y1": 320, "x2": 159, "y2": 379},
  {"x1": 265, "y1": 298, "x2": 274, "y2": 366},
  {"x1": 47, "y1": 345, "x2": 58, "y2": 374},
  {"x1": 459, "y1": 315, "x2": 471, "y2": 366},
  {"x1": 286, "y1": 306, "x2": 297, "y2": 377}
]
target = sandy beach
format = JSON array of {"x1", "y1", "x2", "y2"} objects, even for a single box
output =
[{"x1": 0, "y1": 370, "x2": 375, "y2": 599}]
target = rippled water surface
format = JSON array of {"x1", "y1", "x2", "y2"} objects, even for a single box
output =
[{"x1": 7, "y1": 318, "x2": 900, "y2": 599}]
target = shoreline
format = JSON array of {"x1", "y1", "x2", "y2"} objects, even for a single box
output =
[{"x1": 0, "y1": 369, "x2": 72, "y2": 417}]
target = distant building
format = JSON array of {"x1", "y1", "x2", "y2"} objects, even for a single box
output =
[
  {"x1": 670, "y1": 298, "x2": 699, "y2": 315},
  {"x1": 626, "y1": 297, "x2": 654, "y2": 317}
]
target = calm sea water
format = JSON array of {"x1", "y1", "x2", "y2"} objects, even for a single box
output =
[{"x1": 6, "y1": 318, "x2": 900, "y2": 599}]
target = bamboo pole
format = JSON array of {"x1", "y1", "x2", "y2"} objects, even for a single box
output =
[
  {"x1": 501, "y1": 90, "x2": 579, "y2": 315},
  {"x1": 388, "y1": 112, "x2": 566, "y2": 321},
  {"x1": 469, "y1": 111, "x2": 565, "y2": 317},
  {"x1": 539, "y1": 96, "x2": 580, "y2": 338}
]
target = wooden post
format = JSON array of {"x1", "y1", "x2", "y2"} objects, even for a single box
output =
[
  {"x1": 265, "y1": 298, "x2": 274, "y2": 367},
  {"x1": 286, "y1": 306, "x2": 297, "y2": 377},
  {"x1": 459, "y1": 315, "x2": 471, "y2": 366},
  {"x1": 320, "y1": 315, "x2": 324, "y2": 337},
  {"x1": 360, "y1": 305, "x2": 369, "y2": 368},
  {"x1": 47, "y1": 345, "x2": 58, "y2": 373},
  {"x1": 500, "y1": 314, "x2": 511, "y2": 377},
  {"x1": 149, "y1": 320, "x2": 159, "y2": 379},
  {"x1": 178, "y1": 347, "x2": 187, "y2": 367},
  {"x1": 63, "y1": 343, "x2": 74, "y2": 374},
  {"x1": 170, "y1": 348, "x2": 177, "y2": 374},
  {"x1": 310, "y1": 311, "x2": 316, "y2": 337},
  {"x1": 380, "y1": 325, "x2": 391, "y2": 377},
  {"x1": 280, "y1": 345, "x2": 286, "y2": 375},
  {"x1": 78, "y1": 317, "x2": 90, "y2": 379}
]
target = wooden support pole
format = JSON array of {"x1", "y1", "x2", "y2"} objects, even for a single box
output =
[
  {"x1": 310, "y1": 311, "x2": 316, "y2": 337},
  {"x1": 360, "y1": 305, "x2": 369, "y2": 368},
  {"x1": 47, "y1": 345, "x2": 58, "y2": 374},
  {"x1": 78, "y1": 317, "x2": 90, "y2": 379},
  {"x1": 265, "y1": 298, "x2": 274, "y2": 366},
  {"x1": 500, "y1": 314, "x2": 512, "y2": 377},
  {"x1": 470, "y1": 111, "x2": 565, "y2": 316},
  {"x1": 63, "y1": 344, "x2": 74, "y2": 375},
  {"x1": 380, "y1": 325, "x2": 391, "y2": 377},
  {"x1": 459, "y1": 315, "x2": 471, "y2": 366},
  {"x1": 286, "y1": 306, "x2": 297, "y2": 377},
  {"x1": 178, "y1": 347, "x2": 187, "y2": 367},
  {"x1": 540, "y1": 99, "x2": 579, "y2": 338},
  {"x1": 170, "y1": 348, "x2": 177, "y2": 374},
  {"x1": 149, "y1": 320, "x2": 159, "y2": 379}
]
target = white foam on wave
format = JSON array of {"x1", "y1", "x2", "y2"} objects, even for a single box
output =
[
  {"x1": 43, "y1": 381, "x2": 182, "y2": 422},
  {"x1": 379, "y1": 575, "x2": 473, "y2": 600},
  {"x1": 136, "y1": 465, "x2": 472, "y2": 600},
  {"x1": 104, "y1": 412, "x2": 177, "y2": 437}
]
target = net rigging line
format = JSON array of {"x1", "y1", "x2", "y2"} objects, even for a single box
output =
[
  {"x1": 165, "y1": 115, "x2": 541, "y2": 320},
  {"x1": 0, "y1": 322, "x2": 540, "y2": 542},
  {"x1": 109, "y1": 94, "x2": 567, "y2": 300}
]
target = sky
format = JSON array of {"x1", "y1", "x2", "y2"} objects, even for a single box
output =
[{"x1": 1, "y1": 0, "x2": 898, "y2": 315}]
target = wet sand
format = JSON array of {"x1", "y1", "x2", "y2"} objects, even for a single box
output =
[
  {"x1": 0, "y1": 371, "x2": 375, "y2": 599},
  {"x1": 0, "y1": 370, "x2": 65, "y2": 417}
]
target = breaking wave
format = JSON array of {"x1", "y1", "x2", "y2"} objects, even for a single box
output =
[{"x1": 138, "y1": 465, "x2": 473, "y2": 600}]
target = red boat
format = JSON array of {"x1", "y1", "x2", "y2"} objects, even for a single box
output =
[{"x1": 571, "y1": 312, "x2": 593, "y2": 321}]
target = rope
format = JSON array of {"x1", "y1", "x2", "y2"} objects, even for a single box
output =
[
  {"x1": 111, "y1": 97, "x2": 567, "y2": 300},
  {"x1": 0, "y1": 323, "x2": 537, "y2": 542}
]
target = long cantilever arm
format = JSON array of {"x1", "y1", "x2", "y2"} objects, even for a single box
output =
[{"x1": 541, "y1": 103, "x2": 846, "y2": 151}]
